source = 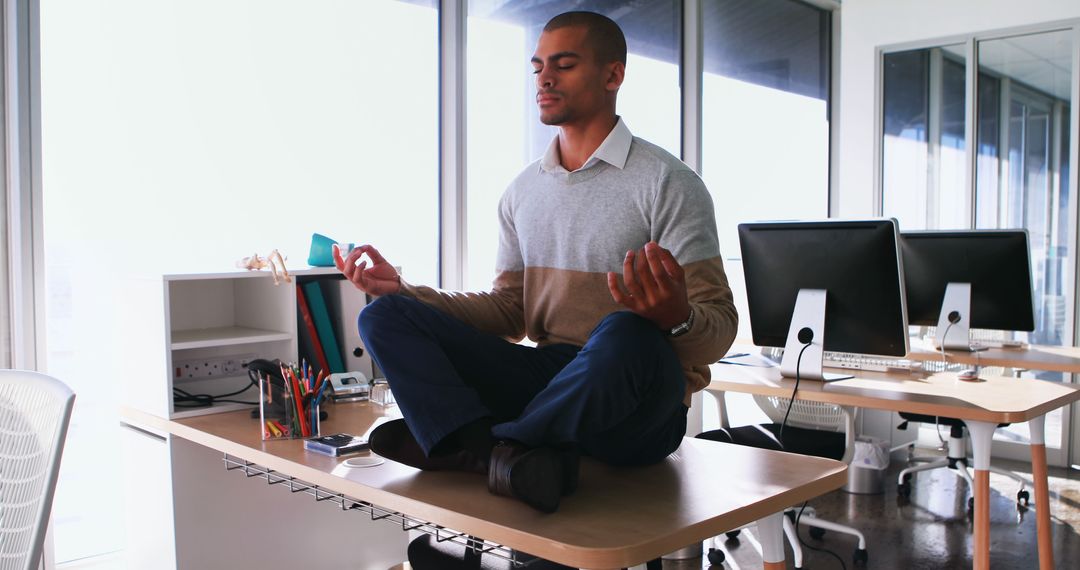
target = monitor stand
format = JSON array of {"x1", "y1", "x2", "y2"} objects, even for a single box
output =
[
  {"x1": 934, "y1": 282, "x2": 987, "y2": 352},
  {"x1": 780, "y1": 289, "x2": 853, "y2": 382}
]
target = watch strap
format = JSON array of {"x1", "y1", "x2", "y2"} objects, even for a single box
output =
[{"x1": 669, "y1": 307, "x2": 695, "y2": 337}]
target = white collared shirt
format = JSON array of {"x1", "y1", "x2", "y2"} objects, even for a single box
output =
[{"x1": 539, "y1": 117, "x2": 633, "y2": 174}]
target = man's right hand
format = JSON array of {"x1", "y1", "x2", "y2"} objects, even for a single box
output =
[{"x1": 334, "y1": 244, "x2": 401, "y2": 296}]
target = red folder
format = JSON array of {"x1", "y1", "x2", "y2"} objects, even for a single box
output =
[{"x1": 297, "y1": 286, "x2": 331, "y2": 375}]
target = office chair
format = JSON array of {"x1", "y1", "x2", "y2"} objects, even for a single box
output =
[
  {"x1": 698, "y1": 394, "x2": 868, "y2": 568},
  {"x1": 893, "y1": 364, "x2": 1030, "y2": 515},
  {"x1": 404, "y1": 533, "x2": 662, "y2": 570},
  {"x1": 0, "y1": 370, "x2": 76, "y2": 570}
]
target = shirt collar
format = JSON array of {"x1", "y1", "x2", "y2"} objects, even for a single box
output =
[{"x1": 539, "y1": 117, "x2": 633, "y2": 174}]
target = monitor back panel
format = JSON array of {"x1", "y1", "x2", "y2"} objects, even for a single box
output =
[{"x1": 901, "y1": 230, "x2": 1035, "y2": 332}]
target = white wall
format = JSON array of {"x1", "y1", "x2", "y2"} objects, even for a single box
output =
[{"x1": 836, "y1": 0, "x2": 1080, "y2": 217}]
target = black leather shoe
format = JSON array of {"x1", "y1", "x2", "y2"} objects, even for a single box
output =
[
  {"x1": 555, "y1": 444, "x2": 580, "y2": 496},
  {"x1": 488, "y1": 441, "x2": 564, "y2": 513},
  {"x1": 369, "y1": 419, "x2": 488, "y2": 474}
]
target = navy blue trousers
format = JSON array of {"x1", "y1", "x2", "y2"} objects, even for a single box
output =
[{"x1": 357, "y1": 294, "x2": 688, "y2": 467}]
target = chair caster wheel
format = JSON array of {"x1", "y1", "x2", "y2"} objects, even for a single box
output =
[
  {"x1": 853, "y1": 548, "x2": 869, "y2": 565},
  {"x1": 1017, "y1": 490, "x2": 1030, "y2": 506},
  {"x1": 898, "y1": 482, "x2": 911, "y2": 497},
  {"x1": 707, "y1": 547, "x2": 726, "y2": 564},
  {"x1": 725, "y1": 530, "x2": 741, "y2": 541},
  {"x1": 809, "y1": 527, "x2": 826, "y2": 540}
]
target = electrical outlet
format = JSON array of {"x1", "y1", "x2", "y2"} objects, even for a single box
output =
[{"x1": 174, "y1": 354, "x2": 257, "y2": 382}]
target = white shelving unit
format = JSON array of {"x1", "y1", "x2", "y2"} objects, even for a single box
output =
[
  {"x1": 169, "y1": 326, "x2": 293, "y2": 350},
  {"x1": 165, "y1": 270, "x2": 300, "y2": 418},
  {"x1": 120, "y1": 266, "x2": 375, "y2": 419},
  {"x1": 119, "y1": 266, "x2": 403, "y2": 568}
]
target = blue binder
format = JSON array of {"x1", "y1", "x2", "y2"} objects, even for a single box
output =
[{"x1": 302, "y1": 281, "x2": 346, "y2": 374}]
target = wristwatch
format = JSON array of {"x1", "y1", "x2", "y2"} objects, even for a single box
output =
[{"x1": 668, "y1": 307, "x2": 695, "y2": 337}]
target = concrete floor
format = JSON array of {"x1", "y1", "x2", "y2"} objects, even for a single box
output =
[{"x1": 660, "y1": 448, "x2": 1080, "y2": 569}]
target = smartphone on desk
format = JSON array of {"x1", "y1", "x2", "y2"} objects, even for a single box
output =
[
  {"x1": 303, "y1": 417, "x2": 394, "y2": 457},
  {"x1": 304, "y1": 433, "x2": 369, "y2": 456}
]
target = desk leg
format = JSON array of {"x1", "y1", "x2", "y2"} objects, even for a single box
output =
[
  {"x1": 757, "y1": 512, "x2": 786, "y2": 570},
  {"x1": 965, "y1": 420, "x2": 996, "y2": 570},
  {"x1": 1028, "y1": 414, "x2": 1054, "y2": 570}
]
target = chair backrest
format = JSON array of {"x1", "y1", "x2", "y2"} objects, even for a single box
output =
[
  {"x1": 0, "y1": 370, "x2": 76, "y2": 570},
  {"x1": 753, "y1": 394, "x2": 845, "y2": 432}
]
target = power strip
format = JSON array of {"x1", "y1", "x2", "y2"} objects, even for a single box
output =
[{"x1": 174, "y1": 354, "x2": 257, "y2": 382}]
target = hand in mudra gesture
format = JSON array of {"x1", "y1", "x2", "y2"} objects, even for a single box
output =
[
  {"x1": 606, "y1": 241, "x2": 691, "y2": 331},
  {"x1": 334, "y1": 244, "x2": 402, "y2": 297}
]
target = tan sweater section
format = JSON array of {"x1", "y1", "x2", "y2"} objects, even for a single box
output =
[{"x1": 397, "y1": 130, "x2": 738, "y2": 405}]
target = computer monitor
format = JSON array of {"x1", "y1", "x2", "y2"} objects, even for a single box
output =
[
  {"x1": 900, "y1": 229, "x2": 1034, "y2": 350},
  {"x1": 739, "y1": 219, "x2": 909, "y2": 381}
]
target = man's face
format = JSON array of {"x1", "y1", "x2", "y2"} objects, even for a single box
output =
[{"x1": 531, "y1": 26, "x2": 617, "y2": 126}]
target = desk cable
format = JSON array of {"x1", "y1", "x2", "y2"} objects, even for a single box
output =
[
  {"x1": 931, "y1": 320, "x2": 960, "y2": 446},
  {"x1": 172, "y1": 369, "x2": 260, "y2": 408},
  {"x1": 777, "y1": 332, "x2": 813, "y2": 446},
  {"x1": 781, "y1": 328, "x2": 848, "y2": 570}
]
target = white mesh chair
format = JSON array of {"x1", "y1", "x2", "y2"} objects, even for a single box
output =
[
  {"x1": 0, "y1": 370, "x2": 75, "y2": 570},
  {"x1": 698, "y1": 394, "x2": 867, "y2": 568}
]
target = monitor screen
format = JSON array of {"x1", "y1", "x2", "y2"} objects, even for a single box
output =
[
  {"x1": 901, "y1": 230, "x2": 1035, "y2": 331},
  {"x1": 739, "y1": 219, "x2": 909, "y2": 357}
]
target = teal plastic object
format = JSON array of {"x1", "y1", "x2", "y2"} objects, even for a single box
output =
[{"x1": 308, "y1": 233, "x2": 353, "y2": 267}]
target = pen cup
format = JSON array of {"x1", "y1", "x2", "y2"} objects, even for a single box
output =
[{"x1": 259, "y1": 375, "x2": 321, "y2": 440}]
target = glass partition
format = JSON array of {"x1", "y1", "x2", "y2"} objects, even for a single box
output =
[
  {"x1": 974, "y1": 30, "x2": 1073, "y2": 454},
  {"x1": 880, "y1": 27, "x2": 1076, "y2": 464},
  {"x1": 975, "y1": 30, "x2": 1073, "y2": 348},
  {"x1": 881, "y1": 45, "x2": 967, "y2": 230}
]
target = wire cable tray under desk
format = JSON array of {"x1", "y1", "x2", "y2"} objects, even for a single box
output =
[{"x1": 221, "y1": 454, "x2": 539, "y2": 568}]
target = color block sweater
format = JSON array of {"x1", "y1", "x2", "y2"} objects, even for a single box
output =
[{"x1": 401, "y1": 120, "x2": 738, "y2": 403}]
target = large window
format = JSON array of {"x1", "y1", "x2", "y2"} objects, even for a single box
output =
[
  {"x1": 464, "y1": 1, "x2": 681, "y2": 291},
  {"x1": 40, "y1": 0, "x2": 437, "y2": 562},
  {"x1": 702, "y1": 0, "x2": 831, "y2": 259}
]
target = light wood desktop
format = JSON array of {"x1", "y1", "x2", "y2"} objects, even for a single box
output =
[
  {"x1": 121, "y1": 402, "x2": 847, "y2": 570},
  {"x1": 907, "y1": 338, "x2": 1080, "y2": 374},
  {"x1": 706, "y1": 355, "x2": 1080, "y2": 570}
]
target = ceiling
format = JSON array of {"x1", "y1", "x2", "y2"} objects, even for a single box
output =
[{"x1": 942, "y1": 29, "x2": 1073, "y2": 101}]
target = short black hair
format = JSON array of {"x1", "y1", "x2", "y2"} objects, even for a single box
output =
[{"x1": 543, "y1": 11, "x2": 627, "y2": 65}]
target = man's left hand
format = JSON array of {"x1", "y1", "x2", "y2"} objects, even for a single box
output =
[{"x1": 606, "y1": 241, "x2": 691, "y2": 331}]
